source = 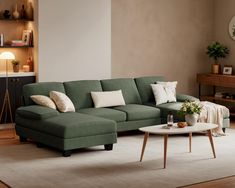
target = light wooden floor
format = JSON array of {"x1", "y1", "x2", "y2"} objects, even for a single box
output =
[
  {"x1": 182, "y1": 175, "x2": 235, "y2": 188},
  {"x1": 0, "y1": 123, "x2": 234, "y2": 188}
]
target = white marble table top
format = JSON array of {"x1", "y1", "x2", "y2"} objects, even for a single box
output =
[{"x1": 139, "y1": 123, "x2": 218, "y2": 135}]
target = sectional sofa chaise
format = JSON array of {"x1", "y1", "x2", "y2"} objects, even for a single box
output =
[{"x1": 15, "y1": 76, "x2": 230, "y2": 156}]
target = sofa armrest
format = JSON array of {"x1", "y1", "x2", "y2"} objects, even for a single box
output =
[
  {"x1": 16, "y1": 105, "x2": 59, "y2": 120},
  {"x1": 176, "y1": 94, "x2": 199, "y2": 102}
]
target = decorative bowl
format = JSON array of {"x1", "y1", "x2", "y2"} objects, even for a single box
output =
[{"x1": 177, "y1": 122, "x2": 187, "y2": 128}]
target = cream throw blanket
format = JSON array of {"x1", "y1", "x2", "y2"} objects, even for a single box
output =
[{"x1": 198, "y1": 101, "x2": 229, "y2": 136}]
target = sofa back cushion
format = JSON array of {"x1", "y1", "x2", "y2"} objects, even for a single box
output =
[
  {"x1": 135, "y1": 76, "x2": 164, "y2": 104},
  {"x1": 23, "y1": 82, "x2": 65, "y2": 106},
  {"x1": 63, "y1": 80, "x2": 102, "y2": 110},
  {"x1": 101, "y1": 78, "x2": 142, "y2": 104}
]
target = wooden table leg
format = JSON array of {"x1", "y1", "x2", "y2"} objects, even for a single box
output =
[
  {"x1": 207, "y1": 129, "x2": 216, "y2": 158},
  {"x1": 164, "y1": 134, "x2": 168, "y2": 168},
  {"x1": 140, "y1": 132, "x2": 149, "y2": 162},
  {"x1": 189, "y1": 132, "x2": 192, "y2": 153}
]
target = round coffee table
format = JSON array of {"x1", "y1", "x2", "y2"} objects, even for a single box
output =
[{"x1": 139, "y1": 123, "x2": 218, "y2": 168}]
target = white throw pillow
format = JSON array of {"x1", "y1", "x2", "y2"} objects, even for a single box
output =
[
  {"x1": 49, "y1": 91, "x2": 75, "y2": 112},
  {"x1": 157, "y1": 81, "x2": 177, "y2": 102},
  {"x1": 91, "y1": 90, "x2": 126, "y2": 108},
  {"x1": 31, "y1": 95, "x2": 56, "y2": 109},
  {"x1": 151, "y1": 84, "x2": 168, "y2": 105}
]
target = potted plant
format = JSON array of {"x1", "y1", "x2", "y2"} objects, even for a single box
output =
[
  {"x1": 179, "y1": 101, "x2": 202, "y2": 126},
  {"x1": 206, "y1": 41, "x2": 229, "y2": 74},
  {"x1": 11, "y1": 60, "x2": 20, "y2": 73}
]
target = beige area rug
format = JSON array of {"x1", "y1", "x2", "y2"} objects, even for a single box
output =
[{"x1": 1, "y1": 129, "x2": 235, "y2": 188}]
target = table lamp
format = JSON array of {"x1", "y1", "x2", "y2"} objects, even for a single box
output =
[{"x1": 0, "y1": 52, "x2": 15, "y2": 124}]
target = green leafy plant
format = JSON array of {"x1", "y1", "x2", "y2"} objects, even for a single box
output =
[
  {"x1": 178, "y1": 101, "x2": 202, "y2": 116},
  {"x1": 206, "y1": 41, "x2": 229, "y2": 63},
  {"x1": 11, "y1": 60, "x2": 20, "y2": 65}
]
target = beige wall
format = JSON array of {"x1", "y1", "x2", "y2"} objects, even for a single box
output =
[
  {"x1": 112, "y1": 0, "x2": 214, "y2": 95},
  {"x1": 214, "y1": 0, "x2": 235, "y2": 68},
  {"x1": 38, "y1": 0, "x2": 111, "y2": 82}
]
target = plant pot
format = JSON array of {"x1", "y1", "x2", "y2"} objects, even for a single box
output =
[
  {"x1": 185, "y1": 114, "x2": 198, "y2": 126},
  {"x1": 13, "y1": 64, "x2": 20, "y2": 73},
  {"x1": 212, "y1": 64, "x2": 220, "y2": 74}
]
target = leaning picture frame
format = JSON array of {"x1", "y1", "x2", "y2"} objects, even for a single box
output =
[
  {"x1": 22, "y1": 30, "x2": 32, "y2": 46},
  {"x1": 223, "y1": 65, "x2": 233, "y2": 75}
]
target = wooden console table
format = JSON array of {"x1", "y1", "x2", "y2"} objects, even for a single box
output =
[{"x1": 197, "y1": 73, "x2": 235, "y2": 116}]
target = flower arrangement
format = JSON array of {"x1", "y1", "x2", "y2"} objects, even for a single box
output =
[{"x1": 179, "y1": 101, "x2": 202, "y2": 116}]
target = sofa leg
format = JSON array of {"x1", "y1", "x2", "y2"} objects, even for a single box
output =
[
  {"x1": 62, "y1": 150, "x2": 72, "y2": 157},
  {"x1": 222, "y1": 128, "x2": 226, "y2": 133},
  {"x1": 36, "y1": 142, "x2": 44, "y2": 148},
  {"x1": 104, "y1": 144, "x2": 113, "y2": 151},
  {"x1": 19, "y1": 136, "x2": 27, "y2": 142}
]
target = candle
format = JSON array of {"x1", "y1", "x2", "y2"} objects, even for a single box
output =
[{"x1": 23, "y1": 65, "x2": 30, "y2": 72}]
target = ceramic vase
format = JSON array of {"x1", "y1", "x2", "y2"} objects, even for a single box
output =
[
  {"x1": 26, "y1": 2, "x2": 33, "y2": 20},
  {"x1": 13, "y1": 64, "x2": 20, "y2": 73},
  {"x1": 185, "y1": 114, "x2": 198, "y2": 126},
  {"x1": 212, "y1": 64, "x2": 220, "y2": 74},
  {"x1": 13, "y1": 4, "x2": 20, "y2": 19},
  {"x1": 20, "y1": 5, "x2": 27, "y2": 19}
]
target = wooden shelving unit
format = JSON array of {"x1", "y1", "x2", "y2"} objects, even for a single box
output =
[
  {"x1": 197, "y1": 73, "x2": 235, "y2": 116},
  {"x1": 0, "y1": 18, "x2": 34, "y2": 22},
  {"x1": 0, "y1": 0, "x2": 38, "y2": 123},
  {"x1": 0, "y1": 45, "x2": 34, "y2": 48},
  {"x1": 200, "y1": 96, "x2": 235, "y2": 103}
]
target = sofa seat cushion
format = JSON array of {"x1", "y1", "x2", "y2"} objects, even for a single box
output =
[
  {"x1": 78, "y1": 108, "x2": 126, "y2": 122},
  {"x1": 113, "y1": 104, "x2": 161, "y2": 121},
  {"x1": 16, "y1": 112, "x2": 116, "y2": 139},
  {"x1": 16, "y1": 105, "x2": 59, "y2": 120}
]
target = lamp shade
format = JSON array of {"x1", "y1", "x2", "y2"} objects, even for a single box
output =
[{"x1": 0, "y1": 52, "x2": 15, "y2": 60}]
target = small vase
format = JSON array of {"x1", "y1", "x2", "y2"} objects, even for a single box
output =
[
  {"x1": 3, "y1": 10, "x2": 11, "y2": 19},
  {"x1": 13, "y1": 4, "x2": 20, "y2": 19},
  {"x1": 185, "y1": 114, "x2": 198, "y2": 126},
  {"x1": 26, "y1": 57, "x2": 34, "y2": 71},
  {"x1": 20, "y1": 5, "x2": 27, "y2": 19},
  {"x1": 212, "y1": 64, "x2": 220, "y2": 74},
  {"x1": 26, "y1": 2, "x2": 33, "y2": 20},
  {"x1": 13, "y1": 64, "x2": 20, "y2": 73}
]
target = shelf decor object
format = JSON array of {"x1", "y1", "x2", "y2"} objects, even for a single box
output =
[
  {"x1": 0, "y1": 52, "x2": 15, "y2": 125},
  {"x1": 229, "y1": 16, "x2": 235, "y2": 40},
  {"x1": 12, "y1": 4, "x2": 20, "y2": 19},
  {"x1": 206, "y1": 42, "x2": 229, "y2": 74}
]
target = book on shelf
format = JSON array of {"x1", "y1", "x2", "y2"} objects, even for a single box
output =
[
  {"x1": 0, "y1": 34, "x2": 3, "y2": 46},
  {"x1": 214, "y1": 92, "x2": 225, "y2": 98},
  {"x1": 10, "y1": 30, "x2": 33, "y2": 47},
  {"x1": 11, "y1": 40, "x2": 25, "y2": 46}
]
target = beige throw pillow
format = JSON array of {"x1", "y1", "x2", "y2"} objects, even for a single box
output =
[
  {"x1": 30, "y1": 95, "x2": 56, "y2": 109},
  {"x1": 151, "y1": 84, "x2": 168, "y2": 105},
  {"x1": 49, "y1": 91, "x2": 75, "y2": 112},
  {"x1": 91, "y1": 90, "x2": 126, "y2": 108},
  {"x1": 157, "y1": 81, "x2": 178, "y2": 102}
]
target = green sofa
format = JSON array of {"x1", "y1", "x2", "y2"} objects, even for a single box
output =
[{"x1": 15, "y1": 76, "x2": 230, "y2": 156}]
